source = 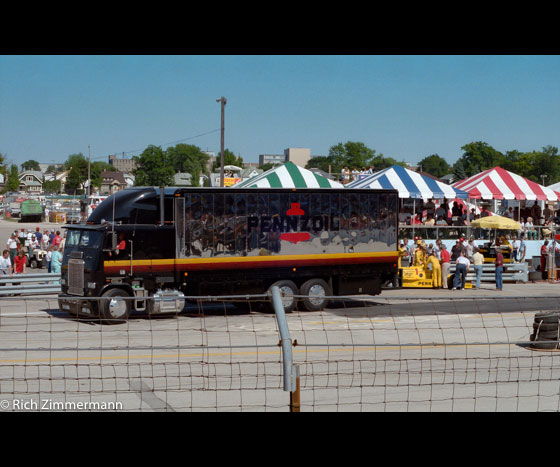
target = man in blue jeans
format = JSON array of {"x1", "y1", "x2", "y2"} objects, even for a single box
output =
[
  {"x1": 453, "y1": 251, "x2": 470, "y2": 290},
  {"x1": 472, "y1": 247, "x2": 484, "y2": 288},
  {"x1": 495, "y1": 250, "x2": 504, "y2": 290}
]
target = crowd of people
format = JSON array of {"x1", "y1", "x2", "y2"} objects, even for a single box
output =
[
  {"x1": 1, "y1": 227, "x2": 65, "y2": 277},
  {"x1": 400, "y1": 199, "x2": 560, "y2": 231},
  {"x1": 398, "y1": 233, "x2": 560, "y2": 291},
  {"x1": 340, "y1": 166, "x2": 376, "y2": 184}
]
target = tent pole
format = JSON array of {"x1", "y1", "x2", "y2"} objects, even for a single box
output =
[{"x1": 412, "y1": 199, "x2": 416, "y2": 240}]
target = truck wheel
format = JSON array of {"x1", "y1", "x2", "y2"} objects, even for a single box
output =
[
  {"x1": 99, "y1": 288, "x2": 131, "y2": 324},
  {"x1": 268, "y1": 280, "x2": 298, "y2": 313},
  {"x1": 30, "y1": 259, "x2": 38, "y2": 269},
  {"x1": 299, "y1": 279, "x2": 331, "y2": 311}
]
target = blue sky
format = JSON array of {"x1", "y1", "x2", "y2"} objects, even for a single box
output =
[{"x1": 1, "y1": 55, "x2": 559, "y2": 169}]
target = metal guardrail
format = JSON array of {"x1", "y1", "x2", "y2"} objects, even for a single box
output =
[
  {"x1": 448, "y1": 261, "x2": 528, "y2": 283},
  {"x1": 0, "y1": 272, "x2": 61, "y2": 296}
]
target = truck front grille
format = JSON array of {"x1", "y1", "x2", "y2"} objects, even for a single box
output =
[{"x1": 68, "y1": 258, "x2": 85, "y2": 295}]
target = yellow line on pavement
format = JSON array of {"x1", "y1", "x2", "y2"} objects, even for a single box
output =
[{"x1": 0, "y1": 342, "x2": 513, "y2": 364}]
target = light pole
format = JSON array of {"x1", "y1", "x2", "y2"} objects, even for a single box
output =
[
  {"x1": 216, "y1": 97, "x2": 227, "y2": 187},
  {"x1": 88, "y1": 144, "x2": 91, "y2": 197}
]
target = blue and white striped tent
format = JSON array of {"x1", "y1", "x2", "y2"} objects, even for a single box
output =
[{"x1": 347, "y1": 165, "x2": 469, "y2": 199}]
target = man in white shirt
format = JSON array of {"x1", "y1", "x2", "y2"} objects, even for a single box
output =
[
  {"x1": 6, "y1": 234, "x2": 18, "y2": 265},
  {"x1": 453, "y1": 251, "x2": 470, "y2": 290},
  {"x1": 1, "y1": 249, "x2": 13, "y2": 276}
]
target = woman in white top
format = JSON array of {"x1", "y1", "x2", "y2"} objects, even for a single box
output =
[
  {"x1": 525, "y1": 217, "x2": 536, "y2": 239},
  {"x1": 511, "y1": 237, "x2": 520, "y2": 262}
]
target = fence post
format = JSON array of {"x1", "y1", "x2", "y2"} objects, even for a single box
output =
[{"x1": 270, "y1": 285, "x2": 301, "y2": 412}]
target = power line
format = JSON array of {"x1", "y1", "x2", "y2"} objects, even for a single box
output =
[
  {"x1": 89, "y1": 128, "x2": 221, "y2": 161},
  {"x1": 23, "y1": 128, "x2": 222, "y2": 165}
]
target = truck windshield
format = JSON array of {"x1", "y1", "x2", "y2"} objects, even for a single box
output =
[{"x1": 62, "y1": 229, "x2": 104, "y2": 268}]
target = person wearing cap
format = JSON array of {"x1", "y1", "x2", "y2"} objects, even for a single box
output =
[
  {"x1": 34, "y1": 227, "x2": 43, "y2": 245},
  {"x1": 30, "y1": 235, "x2": 39, "y2": 250},
  {"x1": 450, "y1": 239, "x2": 464, "y2": 262},
  {"x1": 6, "y1": 234, "x2": 18, "y2": 265}
]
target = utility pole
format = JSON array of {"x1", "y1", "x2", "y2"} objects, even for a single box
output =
[
  {"x1": 216, "y1": 97, "x2": 227, "y2": 187},
  {"x1": 88, "y1": 144, "x2": 91, "y2": 197}
]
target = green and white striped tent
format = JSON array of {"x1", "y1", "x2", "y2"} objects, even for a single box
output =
[{"x1": 234, "y1": 162, "x2": 344, "y2": 189}]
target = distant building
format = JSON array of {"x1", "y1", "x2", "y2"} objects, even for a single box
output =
[
  {"x1": 174, "y1": 172, "x2": 193, "y2": 187},
  {"x1": 18, "y1": 171, "x2": 43, "y2": 194},
  {"x1": 440, "y1": 174, "x2": 454, "y2": 185},
  {"x1": 258, "y1": 147, "x2": 311, "y2": 167},
  {"x1": 100, "y1": 171, "x2": 127, "y2": 195},
  {"x1": 44, "y1": 170, "x2": 70, "y2": 192},
  {"x1": 203, "y1": 151, "x2": 216, "y2": 173},
  {"x1": 284, "y1": 148, "x2": 311, "y2": 167},
  {"x1": 38, "y1": 163, "x2": 64, "y2": 174},
  {"x1": 108, "y1": 154, "x2": 137, "y2": 172}
]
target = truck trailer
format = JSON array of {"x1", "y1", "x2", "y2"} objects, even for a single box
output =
[
  {"x1": 20, "y1": 199, "x2": 44, "y2": 222},
  {"x1": 58, "y1": 187, "x2": 399, "y2": 323}
]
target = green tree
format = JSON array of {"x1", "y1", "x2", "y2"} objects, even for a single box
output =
[
  {"x1": 63, "y1": 153, "x2": 89, "y2": 191},
  {"x1": 5, "y1": 164, "x2": 21, "y2": 192},
  {"x1": 452, "y1": 159, "x2": 467, "y2": 183},
  {"x1": 370, "y1": 155, "x2": 405, "y2": 170},
  {"x1": 259, "y1": 162, "x2": 282, "y2": 171},
  {"x1": 0, "y1": 153, "x2": 6, "y2": 181},
  {"x1": 133, "y1": 145, "x2": 174, "y2": 187},
  {"x1": 212, "y1": 149, "x2": 243, "y2": 172},
  {"x1": 527, "y1": 146, "x2": 560, "y2": 185},
  {"x1": 457, "y1": 141, "x2": 503, "y2": 177},
  {"x1": 166, "y1": 144, "x2": 210, "y2": 187},
  {"x1": 90, "y1": 161, "x2": 114, "y2": 190},
  {"x1": 43, "y1": 179, "x2": 62, "y2": 194},
  {"x1": 65, "y1": 166, "x2": 84, "y2": 194},
  {"x1": 328, "y1": 141, "x2": 379, "y2": 173},
  {"x1": 21, "y1": 159, "x2": 41, "y2": 171},
  {"x1": 417, "y1": 154, "x2": 451, "y2": 178},
  {"x1": 305, "y1": 156, "x2": 334, "y2": 173}
]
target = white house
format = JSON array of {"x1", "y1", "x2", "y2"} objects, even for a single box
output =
[{"x1": 18, "y1": 171, "x2": 43, "y2": 193}]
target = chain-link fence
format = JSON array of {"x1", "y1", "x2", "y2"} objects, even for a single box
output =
[{"x1": 1, "y1": 293, "x2": 559, "y2": 411}]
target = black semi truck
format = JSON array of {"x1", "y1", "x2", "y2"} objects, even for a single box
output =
[{"x1": 58, "y1": 187, "x2": 399, "y2": 322}]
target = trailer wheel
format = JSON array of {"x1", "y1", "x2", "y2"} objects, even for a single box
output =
[
  {"x1": 299, "y1": 279, "x2": 331, "y2": 311},
  {"x1": 268, "y1": 280, "x2": 298, "y2": 313},
  {"x1": 99, "y1": 288, "x2": 131, "y2": 324}
]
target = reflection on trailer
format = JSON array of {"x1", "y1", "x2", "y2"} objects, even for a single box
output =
[{"x1": 58, "y1": 187, "x2": 400, "y2": 323}]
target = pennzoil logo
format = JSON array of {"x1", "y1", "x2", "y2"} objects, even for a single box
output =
[{"x1": 247, "y1": 203, "x2": 340, "y2": 244}]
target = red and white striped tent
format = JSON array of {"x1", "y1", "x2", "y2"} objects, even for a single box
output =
[{"x1": 452, "y1": 166, "x2": 560, "y2": 201}]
